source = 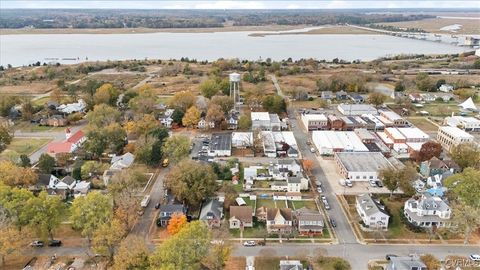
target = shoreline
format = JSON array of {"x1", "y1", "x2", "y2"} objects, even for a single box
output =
[{"x1": 0, "y1": 25, "x2": 379, "y2": 36}]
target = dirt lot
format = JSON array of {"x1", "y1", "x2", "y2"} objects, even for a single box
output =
[
  {"x1": 86, "y1": 73, "x2": 148, "y2": 89},
  {"x1": 0, "y1": 82, "x2": 56, "y2": 94},
  {"x1": 379, "y1": 18, "x2": 480, "y2": 35}
]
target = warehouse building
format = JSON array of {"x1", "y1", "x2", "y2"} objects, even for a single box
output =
[
  {"x1": 444, "y1": 116, "x2": 480, "y2": 132},
  {"x1": 208, "y1": 133, "x2": 232, "y2": 157},
  {"x1": 337, "y1": 104, "x2": 377, "y2": 116},
  {"x1": 301, "y1": 113, "x2": 328, "y2": 131},
  {"x1": 379, "y1": 110, "x2": 408, "y2": 127},
  {"x1": 437, "y1": 126, "x2": 475, "y2": 151},
  {"x1": 397, "y1": 127, "x2": 430, "y2": 143},
  {"x1": 334, "y1": 152, "x2": 393, "y2": 181},
  {"x1": 311, "y1": 131, "x2": 369, "y2": 155}
]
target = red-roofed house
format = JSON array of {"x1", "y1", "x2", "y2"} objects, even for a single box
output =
[{"x1": 47, "y1": 129, "x2": 86, "y2": 155}]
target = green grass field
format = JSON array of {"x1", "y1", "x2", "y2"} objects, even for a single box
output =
[
  {"x1": 2, "y1": 138, "x2": 51, "y2": 156},
  {"x1": 257, "y1": 198, "x2": 276, "y2": 209},
  {"x1": 292, "y1": 200, "x2": 318, "y2": 210},
  {"x1": 406, "y1": 117, "x2": 438, "y2": 132}
]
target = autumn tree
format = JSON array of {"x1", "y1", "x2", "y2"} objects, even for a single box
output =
[
  {"x1": 444, "y1": 168, "x2": 480, "y2": 209},
  {"x1": 420, "y1": 254, "x2": 441, "y2": 270},
  {"x1": 38, "y1": 153, "x2": 55, "y2": 173},
  {"x1": 0, "y1": 184, "x2": 35, "y2": 230},
  {"x1": 165, "y1": 160, "x2": 218, "y2": 206},
  {"x1": 200, "y1": 78, "x2": 223, "y2": 98},
  {"x1": 0, "y1": 208, "x2": 28, "y2": 267},
  {"x1": 449, "y1": 201, "x2": 480, "y2": 244},
  {"x1": 132, "y1": 114, "x2": 159, "y2": 139},
  {"x1": 24, "y1": 191, "x2": 67, "y2": 241},
  {"x1": 85, "y1": 123, "x2": 126, "y2": 157},
  {"x1": 113, "y1": 235, "x2": 150, "y2": 270},
  {"x1": 379, "y1": 164, "x2": 417, "y2": 197},
  {"x1": 70, "y1": 191, "x2": 113, "y2": 241},
  {"x1": 262, "y1": 94, "x2": 286, "y2": 114},
  {"x1": 203, "y1": 240, "x2": 232, "y2": 270},
  {"x1": 149, "y1": 221, "x2": 211, "y2": 270},
  {"x1": 86, "y1": 104, "x2": 121, "y2": 128},
  {"x1": 92, "y1": 219, "x2": 126, "y2": 263},
  {"x1": 182, "y1": 106, "x2": 201, "y2": 128},
  {"x1": 302, "y1": 159, "x2": 314, "y2": 174},
  {"x1": 415, "y1": 73, "x2": 435, "y2": 92},
  {"x1": 210, "y1": 95, "x2": 234, "y2": 114},
  {"x1": 169, "y1": 91, "x2": 196, "y2": 112},
  {"x1": 206, "y1": 103, "x2": 225, "y2": 127},
  {"x1": 0, "y1": 126, "x2": 12, "y2": 152},
  {"x1": 167, "y1": 213, "x2": 187, "y2": 235},
  {"x1": 413, "y1": 141, "x2": 443, "y2": 163},
  {"x1": 162, "y1": 135, "x2": 191, "y2": 163},
  {"x1": 128, "y1": 84, "x2": 157, "y2": 114},
  {"x1": 450, "y1": 143, "x2": 480, "y2": 170},
  {"x1": 0, "y1": 161, "x2": 37, "y2": 187},
  {"x1": 238, "y1": 115, "x2": 252, "y2": 130},
  {"x1": 93, "y1": 83, "x2": 119, "y2": 106},
  {"x1": 367, "y1": 92, "x2": 387, "y2": 108}
]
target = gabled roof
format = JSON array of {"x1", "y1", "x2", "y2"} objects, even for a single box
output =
[
  {"x1": 199, "y1": 198, "x2": 223, "y2": 221},
  {"x1": 67, "y1": 130, "x2": 85, "y2": 144},
  {"x1": 61, "y1": 176, "x2": 77, "y2": 185},
  {"x1": 47, "y1": 142, "x2": 73, "y2": 154},
  {"x1": 229, "y1": 206, "x2": 252, "y2": 223},
  {"x1": 266, "y1": 208, "x2": 292, "y2": 221},
  {"x1": 159, "y1": 204, "x2": 185, "y2": 214},
  {"x1": 110, "y1": 152, "x2": 135, "y2": 170},
  {"x1": 356, "y1": 194, "x2": 389, "y2": 217}
]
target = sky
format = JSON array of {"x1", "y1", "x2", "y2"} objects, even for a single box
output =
[{"x1": 2, "y1": 0, "x2": 480, "y2": 9}]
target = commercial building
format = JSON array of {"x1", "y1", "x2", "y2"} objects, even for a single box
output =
[
  {"x1": 251, "y1": 112, "x2": 282, "y2": 131},
  {"x1": 397, "y1": 127, "x2": 430, "y2": 143},
  {"x1": 355, "y1": 194, "x2": 389, "y2": 230},
  {"x1": 231, "y1": 132, "x2": 253, "y2": 148},
  {"x1": 362, "y1": 114, "x2": 385, "y2": 130},
  {"x1": 337, "y1": 104, "x2": 377, "y2": 116},
  {"x1": 327, "y1": 115, "x2": 343, "y2": 130},
  {"x1": 379, "y1": 110, "x2": 408, "y2": 126},
  {"x1": 334, "y1": 152, "x2": 393, "y2": 181},
  {"x1": 384, "y1": 128, "x2": 406, "y2": 143},
  {"x1": 436, "y1": 126, "x2": 474, "y2": 151},
  {"x1": 208, "y1": 133, "x2": 232, "y2": 157},
  {"x1": 311, "y1": 131, "x2": 369, "y2": 155},
  {"x1": 444, "y1": 116, "x2": 480, "y2": 132},
  {"x1": 261, "y1": 131, "x2": 276, "y2": 157},
  {"x1": 301, "y1": 113, "x2": 327, "y2": 131},
  {"x1": 404, "y1": 193, "x2": 451, "y2": 228}
]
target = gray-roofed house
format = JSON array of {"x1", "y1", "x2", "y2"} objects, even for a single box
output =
[
  {"x1": 31, "y1": 174, "x2": 56, "y2": 192},
  {"x1": 208, "y1": 133, "x2": 232, "y2": 157},
  {"x1": 110, "y1": 152, "x2": 135, "y2": 170},
  {"x1": 385, "y1": 256, "x2": 427, "y2": 270},
  {"x1": 321, "y1": 91, "x2": 333, "y2": 100},
  {"x1": 404, "y1": 193, "x2": 451, "y2": 228},
  {"x1": 157, "y1": 204, "x2": 186, "y2": 227},
  {"x1": 294, "y1": 207, "x2": 324, "y2": 235},
  {"x1": 229, "y1": 206, "x2": 253, "y2": 229},
  {"x1": 280, "y1": 260, "x2": 304, "y2": 270},
  {"x1": 199, "y1": 198, "x2": 224, "y2": 228},
  {"x1": 355, "y1": 194, "x2": 390, "y2": 230}
]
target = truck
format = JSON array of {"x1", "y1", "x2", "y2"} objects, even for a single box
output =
[
  {"x1": 162, "y1": 159, "x2": 169, "y2": 167},
  {"x1": 140, "y1": 195, "x2": 151, "y2": 208}
]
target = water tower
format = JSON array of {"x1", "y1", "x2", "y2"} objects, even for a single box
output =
[{"x1": 229, "y1": 72, "x2": 241, "y2": 111}]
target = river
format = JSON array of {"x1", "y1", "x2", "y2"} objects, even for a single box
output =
[{"x1": 0, "y1": 30, "x2": 469, "y2": 67}]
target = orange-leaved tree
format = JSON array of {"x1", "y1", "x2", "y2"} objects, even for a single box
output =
[
  {"x1": 167, "y1": 213, "x2": 187, "y2": 235},
  {"x1": 302, "y1": 159, "x2": 314, "y2": 174}
]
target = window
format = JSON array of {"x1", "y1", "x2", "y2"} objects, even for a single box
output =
[{"x1": 370, "y1": 217, "x2": 376, "y2": 220}]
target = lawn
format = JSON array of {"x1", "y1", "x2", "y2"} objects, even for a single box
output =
[
  {"x1": 406, "y1": 117, "x2": 438, "y2": 132},
  {"x1": 242, "y1": 197, "x2": 256, "y2": 210},
  {"x1": 229, "y1": 220, "x2": 267, "y2": 238},
  {"x1": 315, "y1": 256, "x2": 351, "y2": 270},
  {"x1": 1, "y1": 138, "x2": 51, "y2": 156},
  {"x1": 291, "y1": 200, "x2": 318, "y2": 211},
  {"x1": 257, "y1": 198, "x2": 276, "y2": 209},
  {"x1": 14, "y1": 121, "x2": 65, "y2": 133},
  {"x1": 255, "y1": 257, "x2": 309, "y2": 270},
  {"x1": 418, "y1": 103, "x2": 460, "y2": 117}
]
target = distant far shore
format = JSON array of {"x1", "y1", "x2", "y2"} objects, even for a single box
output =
[{"x1": 0, "y1": 25, "x2": 378, "y2": 36}]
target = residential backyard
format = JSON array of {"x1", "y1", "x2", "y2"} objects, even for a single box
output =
[{"x1": 288, "y1": 200, "x2": 318, "y2": 211}]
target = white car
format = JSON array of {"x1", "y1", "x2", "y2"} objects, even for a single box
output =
[
  {"x1": 369, "y1": 180, "x2": 377, "y2": 187},
  {"x1": 310, "y1": 147, "x2": 316, "y2": 153},
  {"x1": 317, "y1": 187, "x2": 323, "y2": 193},
  {"x1": 243, "y1": 241, "x2": 256, "y2": 247},
  {"x1": 470, "y1": 254, "x2": 480, "y2": 261},
  {"x1": 345, "y1": 179, "x2": 353, "y2": 187}
]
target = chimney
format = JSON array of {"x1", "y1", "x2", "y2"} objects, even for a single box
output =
[{"x1": 65, "y1": 128, "x2": 72, "y2": 140}]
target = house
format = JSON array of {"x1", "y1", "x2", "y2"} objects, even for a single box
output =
[
  {"x1": 301, "y1": 113, "x2": 327, "y2": 131},
  {"x1": 31, "y1": 174, "x2": 57, "y2": 192},
  {"x1": 160, "y1": 109, "x2": 175, "y2": 128},
  {"x1": 272, "y1": 131, "x2": 299, "y2": 158},
  {"x1": 336, "y1": 90, "x2": 348, "y2": 100},
  {"x1": 355, "y1": 194, "x2": 389, "y2": 230},
  {"x1": 419, "y1": 157, "x2": 448, "y2": 177},
  {"x1": 275, "y1": 159, "x2": 302, "y2": 176},
  {"x1": 57, "y1": 99, "x2": 86, "y2": 114},
  {"x1": 280, "y1": 260, "x2": 303, "y2": 270},
  {"x1": 439, "y1": 84, "x2": 454, "y2": 92},
  {"x1": 227, "y1": 113, "x2": 239, "y2": 130},
  {"x1": 256, "y1": 206, "x2": 268, "y2": 222},
  {"x1": 334, "y1": 152, "x2": 393, "y2": 182},
  {"x1": 208, "y1": 133, "x2": 232, "y2": 157},
  {"x1": 231, "y1": 132, "x2": 253, "y2": 148},
  {"x1": 404, "y1": 193, "x2": 451, "y2": 228},
  {"x1": 385, "y1": 257, "x2": 427, "y2": 270},
  {"x1": 294, "y1": 207, "x2": 324, "y2": 235},
  {"x1": 198, "y1": 118, "x2": 215, "y2": 129},
  {"x1": 287, "y1": 176, "x2": 308, "y2": 192},
  {"x1": 157, "y1": 204, "x2": 186, "y2": 227},
  {"x1": 436, "y1": 126, "x2": 474, "y2": 151},
  {"x1": 420, "y1": 93, "x2": 436, "y2": 103},
  {"x1": 46, "y1": 188, "x2": 68, "y2": 199},
  {"x1": 266, "y1": 208, "x2": 293, "y2": 234},
  {"x1": 271, "y1": 181, "x2": 288, "y2": 191},
  {"x1": 320, "y1": 91, "x2": 333, "y2": 100},
  {"x1": 409, "y1": 93, "x2": 423, "y2": 103},
  {"x1": 229, "y1": 206, "x2": 253, "y2": 229},
  {"x1": 46, "y1": 129, "x2": 86, "y2": 155},
  {"x1": 73, "y1": 181, "x2": 91, "y2": 197},
  {"x1": 349, "y1": 94, "x2": 364, "y2": 104},
  {"x1": 40, "y1": 115, "x2": 67, "y2": 127},
  {"x1": 110, "y1": 152, "x2": 135, "y2": 170},
  {"x1": 251, "y1": 112, "x2": 281, "y2": 131},
  {"x1": 199, "y1": 198, "x2": 224, "y2": 228},
  {"x1": 52, "y1": 176, "x2": 77, "y2": 190}
]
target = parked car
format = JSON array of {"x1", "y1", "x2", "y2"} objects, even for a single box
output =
[
  {"x1": 324, "y1": 202, "x2": 331, "y2": 210},
  {"x1": 375, "y1": 180, "x2": 384, "y2": 188},
  {"x1": 315, "y1": 181, "x2": 322, "y2": 186},
  {"x1": 30, "y1": 241, "x2": 44, "y2": 247},
  {"x1": 310, "y1": 147, "x2": 316, "y2": 153},
  {"x1": 345, "y1": 179, "x2": 353, "y2": 187},
  {"x1": 385, "y1": 254, "x2": 398, "y2": 260},
  {"x1": 48, "y1": 240, "x2": 62, "y2": 247},
  {"x1": 320, "y1": 195, "x2": 327, "y2": 202},
  {"x1": 317, "y1": 187, "x2": 323, "y2": 193},
  {"x1": 470, "y1": 254, "x2": 480, "y2": 261},
  {"x1": 369, "y1": 180, "x2": 377, "y2": 187},
  {"x1": 243, "y1": 241, "x2": 256, "y2": 247},
  {"x1": 330, "y1": 219, "x2": 336, "y2": 227},
  {"x1": 155, "y1": 203, "x2": 161, "y2": 209}
]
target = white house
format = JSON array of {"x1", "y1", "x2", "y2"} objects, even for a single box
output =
[
  {"x1": 438, "y1": 84, "x2": 454, "y2": 92},
  {"x1": 48, "y1": 175, "x2": 76, "y2": 190},
  {"x1": 260, "y1": 131, "x2": 277, "y2": 157},
  {"x1": 57, "y1": 99, "x2": 86, "y2": 114},
  {"x1": 73, "y1": 181, "x2": 91, "y2": 197},
  {"x1": 110, "y1": 152, "x2": 135, "y2": 170},
  {"x1": 198, "y1": 118, "x2": 215, "y2": 129},
  {"x1": 355, "y1": 194, "x2": 389, "y2": 230},
  {"x1": 275, "y1": 159, "x2": 302, "y2": 176},
  {"x1": 404, "y1": 193, "x2": 451, "y2": 228},
  {"x1": 287, "y1": 176, "x2": 308, "y2": 192}
]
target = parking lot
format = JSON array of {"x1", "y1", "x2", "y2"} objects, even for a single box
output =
[{"x1": 191, "y1": 134, "x2": 211, "y2": 162}]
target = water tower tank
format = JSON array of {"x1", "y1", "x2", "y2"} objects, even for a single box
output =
[{"x1": 229, "y1": 72, "x2": 241, "y2": 82}]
